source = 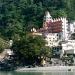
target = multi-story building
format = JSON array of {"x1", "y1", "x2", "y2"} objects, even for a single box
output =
[
  {"x1": 32, "y1": 11, "x2": 69, "y2": 47},
  {"x1": 61, "y1": 40, "x2": 75, "y2": 56},
  {"x1": 42, "y1": 11, "x2": 69, "y2": 41},
  {"x1": 31, "y1": 11, "x2": 75, "y2": 57},
  {"x1": 44, "y1": 33, "x2": 59, "y2": 47}
]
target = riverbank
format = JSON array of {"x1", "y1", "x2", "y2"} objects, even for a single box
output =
[{"x1": 15, "y1": 66, "x2": 75, "y2": 72}]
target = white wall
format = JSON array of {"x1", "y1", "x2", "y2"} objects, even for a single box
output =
[
  {"x1": 44, "y1": 33, "x2": 59, "y2": 47},
  {"x1": 70, "y1": 22, "x2": 75, "y2": 34},
  {"x1": 61, "y1": 17, "x2": 69, "y2": 41},
  {"x1": 62, "y1": 40, "x2": 75, "y2": 55}
]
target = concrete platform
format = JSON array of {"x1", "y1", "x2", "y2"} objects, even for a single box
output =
[{"x1": 15, "y1": 66, "x2": 75, "y2": 72}]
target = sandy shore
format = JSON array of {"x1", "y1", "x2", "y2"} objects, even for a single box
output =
[{"x1": 15, "y1": 66, "x2": 75, "y2": 72}]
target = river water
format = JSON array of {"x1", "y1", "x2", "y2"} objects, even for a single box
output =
[{"x1": 0, "y1": 71, "x2": 75, "y2": 75}]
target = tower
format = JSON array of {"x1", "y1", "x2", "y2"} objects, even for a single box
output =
[
  {"x1": 44, "y1": 11, "x2": 53, "y2": 22},
  {"x1": 43, "y1": 11, "x2": 53, "y2": 28},
  {"x1": 42, "y1": 11, "x2": 69, "y2": 41}
]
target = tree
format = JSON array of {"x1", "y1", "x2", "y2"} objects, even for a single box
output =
[
  {"x1": 0, "y1": 0, "x2": 75, "y2": 39},
  {"x1": 12, "y1": 34, "x2": 52, "y2": 65},
  {"x1": 0, "y1": 37, "x2": 9, "y2": 53}
]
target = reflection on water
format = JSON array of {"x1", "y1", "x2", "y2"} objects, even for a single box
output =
[{"x1": 0, "y1": 71, "x2": 75, "y2": 75}]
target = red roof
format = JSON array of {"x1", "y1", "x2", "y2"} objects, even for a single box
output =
[{"x1": 38, "y1": 20, "x2": 62, "y2": 33}]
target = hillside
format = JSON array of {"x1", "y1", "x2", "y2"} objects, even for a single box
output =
[{"x1": 0, "y1": 0, "x2": 75, "y2": 39}]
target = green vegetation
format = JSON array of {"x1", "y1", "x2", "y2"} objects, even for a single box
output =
[
  {"x1": 12, "y1": 34, "x2": 52, "y2": 65},
  {"x1": 0, "y1": 37, "x2": 9, "y2": 52},
  {"x1": 62, "y1": 52, "x2": 74, "y2": 66},
  {"x1": 0, "y1": 0, "x2": 75, "y2": 39},
  {"x1": 0, "y1": 0, "x2": 75, "y2": 66}
]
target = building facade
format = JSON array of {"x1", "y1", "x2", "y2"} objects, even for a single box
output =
[
  {"x1": 69, "y1": 22, "x2": 75, "y2": 34},
  {"x1": 44, "y1": 33, "x2": 59, "y2": 47},
  {"x1": 31, "y1": 11, "x2": 75, "y2": 57},
  {"x1": 42, "y1": 11, "x2": 69, "y2": 41},
  {"x1": 62, "y1": 40, "x2": 75, "y2": 55}
]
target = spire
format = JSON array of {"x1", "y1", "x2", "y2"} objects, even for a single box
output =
[{"x1": 44, "y1": 11, "x2": 53, "y2": 22}]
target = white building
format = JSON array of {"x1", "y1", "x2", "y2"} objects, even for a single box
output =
[
  {"x1": 44, "y1": 33, "x2": 59, "y2": 47},
  {"x1": 43, "y1": 11, "x2": 69, "y2": 41},
  {"x1": 61, "y1": 17, "x2": 69, "y2": 41},
  {"x1": 69, "y1": 22, "x2": 75, "y2": 34},
  {"x1": 31, "y1": 11, "x2": 75, "y2": 57},
  {"x1": 61, "y1": 40, "x2": 75, "y2": 56}
]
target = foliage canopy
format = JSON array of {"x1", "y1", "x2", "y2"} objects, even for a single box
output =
[
  {"x1": 0, "y1": 0, "x2": 75, "y2": 39},
  {"x1": 12, "y1": 34, "x2": 52, "y2": 65}
]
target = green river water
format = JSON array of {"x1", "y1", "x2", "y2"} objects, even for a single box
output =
[{"x1": 0, "y1": 71, "x2": 75, "y2": 75}]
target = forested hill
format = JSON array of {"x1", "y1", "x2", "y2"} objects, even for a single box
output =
[{"x1": 0, "y1": 0, "x2": 75, "y2": 39}]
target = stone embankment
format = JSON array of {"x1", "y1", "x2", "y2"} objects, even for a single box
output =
[{"x1": 15, "y1": 66, "x2": 75, "y2": 72}]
